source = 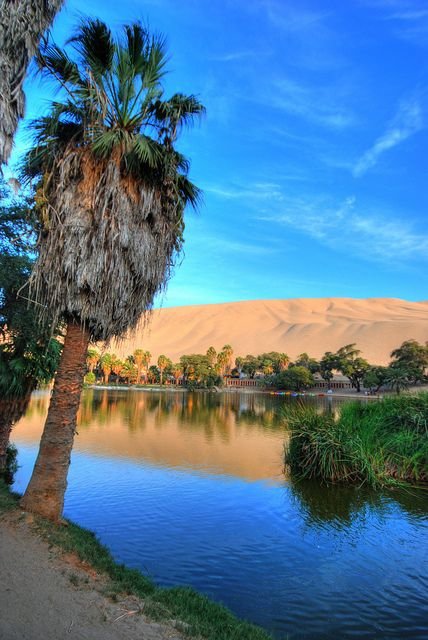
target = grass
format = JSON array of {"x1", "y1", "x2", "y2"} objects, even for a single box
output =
[
  {"x1": 284, "y1": 393, "x2": 428, "y2": 487},
  {"x1": 0, "y1": 481, "x2": 272, "y2": 640}
]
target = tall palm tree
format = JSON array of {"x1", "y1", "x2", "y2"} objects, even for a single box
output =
[
  {"x1": 221, "y1": 344, "x2": 233, "y2": 375},
  {"x1": 0, "y1": 0, "x2": 64, "y2": 163},
  {"x1": 133, "y1": 349, "x2": 145, "y2": 384},
  {"x1": 86, "y1": 348, "x2": 99, "y2": 374},
  {"x1": 157, "y1": 354, "x2": 170, "y2": 385},
  {"x1": 171, "y1": 363, "x2": 182, "y2": 386},
  {"x1": 99, "y1": 353, "x2": 116, "y2": 384},
  {"x1": 20, "y1": 18, "x2": 204, "y2": 520},
  {"x1": 206, "y1": 346, "x2": 217, "y2": 368}
]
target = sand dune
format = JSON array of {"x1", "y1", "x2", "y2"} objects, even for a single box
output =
[{"x1": 109, "y1": 298, "x2": 428, "y2": 365}]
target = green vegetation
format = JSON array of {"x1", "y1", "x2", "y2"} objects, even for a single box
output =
[
  {"x1": 81, "y1": 339, "x2": 428, "y2": 393},
  {"x1": 0, "y1": 481, "x2": 271, "y2": 640},
  {"x1": 0, "y1": 179, "x2": 62, "y2": 476},
  {"x1": 284, "y1": 393, "x2": 428, "y2": 487}
]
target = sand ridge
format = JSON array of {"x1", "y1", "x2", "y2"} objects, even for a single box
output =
[{"x1": 108, "y1": 297, "x2": 428, "y2": 366}]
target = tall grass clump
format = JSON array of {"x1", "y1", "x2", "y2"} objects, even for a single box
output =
[{"x1": 284, "y1": 394, "x2": 428, "y2": 487}]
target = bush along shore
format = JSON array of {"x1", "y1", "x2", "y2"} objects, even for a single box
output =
[
  {"x1": 0, "y1": 482, "x2": 272, "y2": 640},
  {"x1": 284, "y1": 393, "x2": 428, "y2": 487}
]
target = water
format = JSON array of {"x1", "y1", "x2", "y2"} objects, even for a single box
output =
[{"x1": 12, "y1": 389, "x2": 428, "y2": 639}]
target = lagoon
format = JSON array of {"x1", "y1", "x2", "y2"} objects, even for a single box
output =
[{"x1": 12, "y1": 389, "x2": 428, "y2": 639}]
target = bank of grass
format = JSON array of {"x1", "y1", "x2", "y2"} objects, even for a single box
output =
[
  {"x1": 0, "y1": 481, "x2": 271, "y2": 640},
  {"x1": 284, "y1": 393, "x2": 428, "y2": 487}
]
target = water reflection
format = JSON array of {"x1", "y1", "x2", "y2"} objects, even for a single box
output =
[{"x1": 12, "y1": 389, "x2": 428, "y2": 640}]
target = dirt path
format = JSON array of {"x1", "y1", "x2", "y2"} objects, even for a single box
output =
[{"x1": 0, "y1": 512, "x2": 182, "y2": 640}]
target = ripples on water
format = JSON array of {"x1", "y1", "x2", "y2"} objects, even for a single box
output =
[{"x1": 12, "y1": 389, "x2": 428, "y2": 639}]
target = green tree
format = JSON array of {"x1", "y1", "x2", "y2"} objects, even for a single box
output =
[
  {"x1": 0, "y1": 181, "x2": 61, "y2": 474},
  {"x1": 295, "y1": 353, "x2": 319, "y2": 374},
  {"x1": 319, "y1": 352, "x2": 336, "y2": 390},
  {"x1": 335, "y1": 344, "x2": 369, "y2": 393},
  {"x1": 241, "y1": 355, "x2": 259, "y2": 379},
  {"x1": 363, "y1": 366, "x2": 388, "y2": 394},
  {"x1": 20, "y1": 18, "x2": 204, "y2": 521},
  {"x1": 271, "y1": 366, "x2": 314, "y2": 391},
  {"x1": 385, "y1": 367, "x2": 410, "y2": 395},
  {"x1": 390, "y1": 340, "x2": 428, "y2": 383}
]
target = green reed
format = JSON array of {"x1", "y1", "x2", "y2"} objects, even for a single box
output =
[{"x1": 284, "y1": 393, "x2": 428, "y2": 487}]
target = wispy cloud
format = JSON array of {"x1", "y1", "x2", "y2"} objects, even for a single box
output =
[
  {"x1": 362, "y1": 0, "x2": 428, "y2": 45},
  {"x1": 269, "y1": 77, "x2": 355, "y2": 130},
  {"x1": 257, "y1": 194, "x2": 428, "y2": 263},
  {"x1": 209, "y1": 50, "x2": 265, "y2": 62},
  {"x1": 191, "y1": 227, "x2": 275, "y2": 257},
  {"x1": 203, "y1": 182, "x2": 283, "y2": 200},
  {"x1": 353, "y1": 97, "x2": 423, "y2": 177}
]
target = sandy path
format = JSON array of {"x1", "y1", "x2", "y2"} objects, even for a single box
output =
[{"x1": 0, "y1": 513, "x2": 182, "y2": 640}]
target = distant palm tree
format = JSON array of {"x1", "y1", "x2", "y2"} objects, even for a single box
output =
[
  {"x1": 220, "y1": 344, "x2": 233, "y2": 375},
  {"x1": 206, "y1": 346, "x2": 217, "y2": 368},
  {"x1": 20, "y1": 18, "x2": 204, "y2": 521},
  {"x1": 99, "y1": 353, "x2": 116, "y2": 384},
  {"x1": 0, "y1": 0, "x2": 64, "y2": 163},
  {"x1": 122, "y1": 360, "x2": 137, "y2": 385},
  {"x1": 111, "y1": 358, "x2": 124, "y2": 381},
  {"x1": 171, "y1": 363, "x2": 183, "y2": 386},
  {"x1": 133, "y1": 349, "x2": 145, "y2": 384},
  {"x1": 86, "y1": 348, "x2": 99, "y2": 374},
  {"x1": 385, "y1": 368, "x2": 409, "y2": 395},
  {"x1": 157, "y1": 354, "x2": 169, "y2": 385}
]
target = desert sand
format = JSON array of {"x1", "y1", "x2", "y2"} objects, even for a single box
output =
[
  {"x1": 109, "y1": 297, "x2": 428, "y2": 366},
  {"x1": 0, "y1": 512, "x2": 182, "y2": 640}
]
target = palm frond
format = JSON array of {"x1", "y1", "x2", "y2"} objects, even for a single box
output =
[{"x1": 68, "y1": 18, "x2": 114, "y2": 78}]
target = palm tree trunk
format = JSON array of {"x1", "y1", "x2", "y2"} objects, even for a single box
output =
[
  {"x1": 0, "y1": 391, "x2": 33, "y2": 473},
  {"x1": 20, "y1": 320, "x2": 90, "y2": 521}
]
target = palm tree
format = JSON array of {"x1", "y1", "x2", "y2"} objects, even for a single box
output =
[
  {"x1": 157, "y1": 354, "x2": 170, "y2": 385},
  {"x1": 99, "y1": 353, "x2": 116, "y2": 384},
  {"x1": 122, "y1": 359, "x2": 137, "y2": 385},
  {"x1": 20, "y1": 18, "x2": 204, "y2": 521},
  {"x1": 171, "y1": 363, "x2": 182, "y2": 386},
  {"x1": 111, "y1": 358, "x2": 124, "y2": 382},
  {"x1": 385, "y1": 367, "x2": 410, "y2": 395},
  {"x1": 278, "y1": 353, "x2": 290, "y2": 371},
  {"x1": 206, "y1": 346, "x2": 217, "y2": 368},
  {"x1": 142, "y1": 350, "x2": 152, "y2": 383},
  {"x1": 222, "y1": 344, "x2": 234, "y2": 374},
  {"x1": 86, "y1": 348, "x2": 99, "y2": 374},
  {"x1": 0, "y1": 0, "x2": 64, "y2": 163},
  {"x1": 133, "y1": 349, "x2": 145, "y2": 384}
]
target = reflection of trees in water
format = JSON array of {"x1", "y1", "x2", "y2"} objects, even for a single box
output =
[
  {"x1": 77, "y1": 390, "x2": 286, "y2": 440},
  {"x1": 289, "y1": 479, "x2": 428, "y2": 529},
  {"x1": 20, "y1": 394, "x2": 50, "y2": 419}
]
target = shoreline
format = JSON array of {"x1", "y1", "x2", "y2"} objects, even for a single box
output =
[
  {"x1": 0, "y1": 483, "x2": 272, "y2": 640},
  {"x1": 85, "y1": 384, "x2": 382, "y2": 399}
]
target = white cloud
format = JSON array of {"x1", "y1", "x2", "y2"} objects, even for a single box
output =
[
  {"x1": 272, "y1": 78, "x2": 355, "y2": 129},
  {"x1": 257, "y1": 194, "x2": 428, "y2": 263},
  {"x1": 353, "y1": 97, "x2": 423, "y2": 177}
]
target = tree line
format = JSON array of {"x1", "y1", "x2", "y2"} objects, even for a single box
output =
[{"x1": 85, "y1": 340, "x2": 428, "y2": 394}]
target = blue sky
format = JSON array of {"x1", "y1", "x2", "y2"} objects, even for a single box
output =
[{"x1": 9, "y1": 0, "x2": 428, "y2": 307}]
